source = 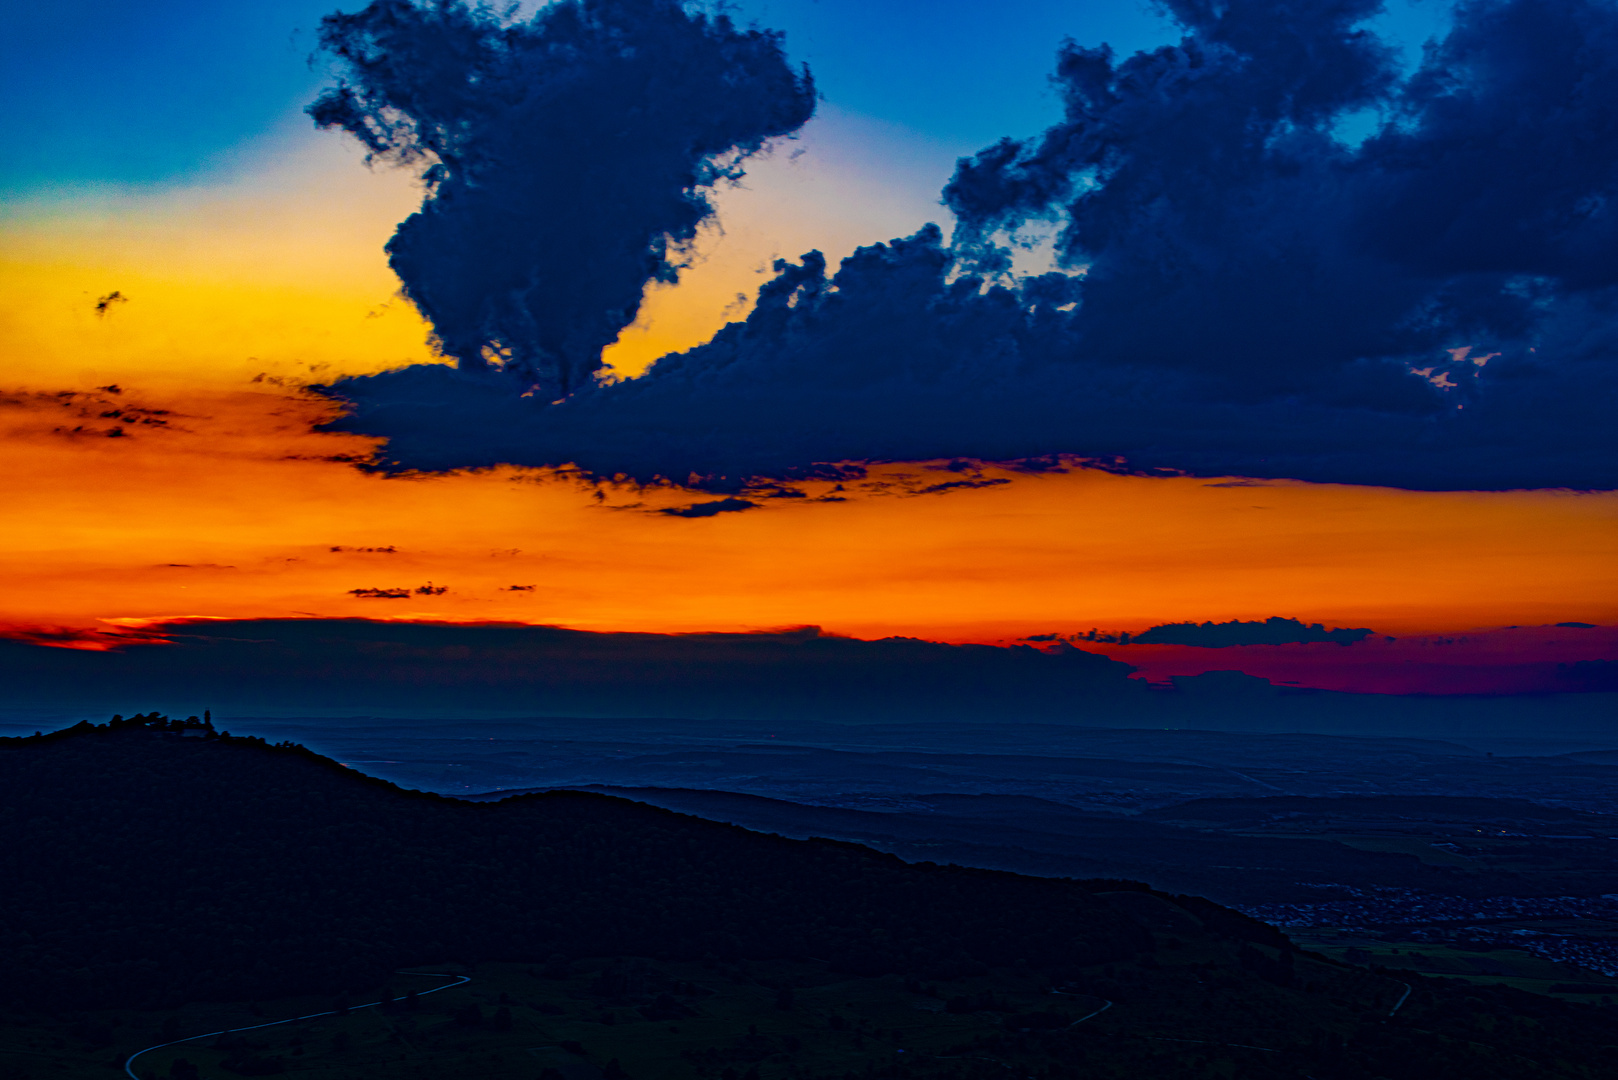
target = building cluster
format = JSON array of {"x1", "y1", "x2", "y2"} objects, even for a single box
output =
[{"x1": 1241, "y1": 887, "x2": 1618, "y2": 977}]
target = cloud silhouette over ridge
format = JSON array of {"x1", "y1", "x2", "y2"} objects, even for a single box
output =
[
  {"x1": 319, "y1": 0, "x2": 1618, "y2": 491},
  {"x1": 1129, "y1": 618, "x2": 1376, "y2": 648},
  {"x1": 310, "y1": 0, "x2": 814, "y2": 400}
]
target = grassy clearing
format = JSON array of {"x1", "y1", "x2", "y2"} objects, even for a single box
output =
[{"x1": 1290, "y1": 933, "x2": 1618, "y2": 1002}]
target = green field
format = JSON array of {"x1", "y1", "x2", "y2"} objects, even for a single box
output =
[{"x1": 1288, "y1": 932, "x2": 1618, "y2": 1002}]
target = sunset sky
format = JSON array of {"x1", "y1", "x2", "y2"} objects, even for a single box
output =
[{"x1": 3, "y1": 0, "x2": 1614, "y2": 698}]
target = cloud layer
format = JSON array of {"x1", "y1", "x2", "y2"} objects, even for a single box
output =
[{"x1": 321, "y1": 0, "x2": 1618, "y2": 491}]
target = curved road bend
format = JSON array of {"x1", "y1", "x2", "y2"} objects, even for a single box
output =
[
  {"x1": 123, "y1": 971, "x2": 471, "y2": 1080},
  {"x1": 1066, "y1": 999, "x2": 1113, "y2": 1026}
]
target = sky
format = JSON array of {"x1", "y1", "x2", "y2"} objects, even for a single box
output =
[{"x1": 2, "y1": 0, "x2": 1614, "y2": 700}]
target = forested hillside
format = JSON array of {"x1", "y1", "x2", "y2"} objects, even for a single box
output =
[{"x1": 0, "y1": 716, "x2": 1146, "y2": 1008}]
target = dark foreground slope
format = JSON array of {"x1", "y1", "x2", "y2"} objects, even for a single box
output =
[
  {"x1": 5, "y1": 718, "x2": 1618, "y2": 1079},
  {"x1": 0, "y1": 717, "x2": 1144, "y2": 1009}
]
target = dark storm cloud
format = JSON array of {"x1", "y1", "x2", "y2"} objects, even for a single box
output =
[
  {"x1": 659, "y1": 497, "x2": 758, "y2": 518},
  {"x1": 309, "y1": 0, "x2": 814, "y2": 399},
  {"x1": 1129, "y1": 618, "x2": 1376, "y2": 648},
  {"x1": 1560, "y1": 659, "x2": 1618, "y2": 690},
  {"x1": 319, "y1": 0, "x2": 1618, "y2": 491}
]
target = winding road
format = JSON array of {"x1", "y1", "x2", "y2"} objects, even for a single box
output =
[
  {"x1": 122, "y1": 971, "x2": 471, "y2": 1080},
  {"x1": 1065, "y1": 999, "x2": 1113, "y2": 1026}
]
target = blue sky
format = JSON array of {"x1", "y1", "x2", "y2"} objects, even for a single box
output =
[
  {"x1": 2, "y1": 0, "x2": 1613, "y2": 666},
  {"x1": 1, "y1": 0, "x2": 1452, "y2": 195}
]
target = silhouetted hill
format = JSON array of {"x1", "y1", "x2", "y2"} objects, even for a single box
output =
[
  {"x1": 7, "y1": 619, "x2": 1616, "y2": 744},
  {"x1": 0, "y1": 620, "x2": 1141, "y2": 722},
  {"x1": 468, "y1": 784, "x2": 1494, "y2": 904},
  {"x1": 0, "y1": 716, "x2": 1146, "y2": 1009},
  {"x1": 7, "y1": 718, "x2": 1618, "y2": 1079}
]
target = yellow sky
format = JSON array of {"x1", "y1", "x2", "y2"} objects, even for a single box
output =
[{"x1": 2, "y1": 123, "x2": 1614, "y2": 642}]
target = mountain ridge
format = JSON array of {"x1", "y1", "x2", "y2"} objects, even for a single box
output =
[{"x1": 0, "y1": 715, "x2": 1147, "y2": 1009}]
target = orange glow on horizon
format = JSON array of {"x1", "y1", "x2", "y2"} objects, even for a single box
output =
[
  {"x1": 1, "y1": 380, "x2": 1614, "y2": 657},
  {"x1": 3, "y1": 124, "x2": 1615, "y2": 697}
]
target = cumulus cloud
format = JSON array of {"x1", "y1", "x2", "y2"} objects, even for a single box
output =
[
  {"x1": 310, "y1": 0, "x2": 814, "y2": 400},
  {"x1": 319, "y1": 0, "x2": 1618, "y2": 491}
]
